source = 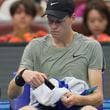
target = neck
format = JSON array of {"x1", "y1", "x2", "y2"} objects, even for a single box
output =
[
  {"x1": 51, "y1": 31, "x2": 75, "y2": 48},
  {"x1": 12, "y1": 26, "x2": 31, "y2": 38}
]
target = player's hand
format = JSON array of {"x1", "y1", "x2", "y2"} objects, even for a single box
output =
[
  {"x1": 22, "y1": 70, "x2": 47, "y2": 87},
  {"x1": 61, "y1": 92, "x2": 80, "y2": 108}
]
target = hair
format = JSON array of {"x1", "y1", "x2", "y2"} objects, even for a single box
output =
[
  {"x1": 34, "y1": 0, "x2": 42, "y2": 4},
  {"x1": 83, "y1": 0, "x2": 110, "y2": 35},
  {"x1": 10, "y1": 0, "x2": 37, "y2": 18},
  {"x1": 68, "y1": 0, "x2": 75, "y2": 17}
]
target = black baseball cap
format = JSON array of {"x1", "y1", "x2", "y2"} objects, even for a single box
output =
[{"x1": 45, "y1": 0, "x2": 74, "y2": 19}]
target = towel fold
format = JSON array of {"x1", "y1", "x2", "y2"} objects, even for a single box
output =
[{"x1": 31, "y1": 77, "x2": 89, "y2": 107}]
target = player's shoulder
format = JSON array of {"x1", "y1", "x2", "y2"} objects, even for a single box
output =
[{"x1": 76, "y1": 33, "x2": 101, "y2": 48}]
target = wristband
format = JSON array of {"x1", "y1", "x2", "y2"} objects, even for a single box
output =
[{"x1": 15, "y1": 69, "x2": 27, "y2": 87}]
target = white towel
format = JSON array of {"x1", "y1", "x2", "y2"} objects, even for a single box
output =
[{"x1": 31, "y1": 77, "x2": 89, "y2": 107}]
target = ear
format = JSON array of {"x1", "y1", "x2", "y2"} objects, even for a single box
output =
[{"x1": 70, "y1": 13, "x2": 76, "y2": 24}]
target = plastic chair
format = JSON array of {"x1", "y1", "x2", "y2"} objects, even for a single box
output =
[
  {"x1": 10, "y1": 84, "x2": 30, "y2": 110},
  {"x1": 103, "y1": 100, "x2": 110, "y2": 109},
  {"x1": 0, "y1": 101, "x2": 10, "y2": 110}
]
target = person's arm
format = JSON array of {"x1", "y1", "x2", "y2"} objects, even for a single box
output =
[
  {"x1": 75, "y1": 40, "x2": 104, "y2": 106},
  {"x1": 7, "y1": 79, "x2": 24, "y2": 99},
  {"x1": 61, "y1": 69, "x2": 103, "y2": 107},
  {"x1": 78, "y1": 69, "x2": 103, "y2": 106},
  {"x1": 61, "y1": 41, "x2": 104, "y2": 107},
  {"x1": 8, "y1": 39, "x2": 47, "y2": 99},
  {"x1": 8, "y1": 68, "x2": 47, "y2": 99},
  {"x1": 7, "y1": 69, "x2": 25, "y2": 99}
]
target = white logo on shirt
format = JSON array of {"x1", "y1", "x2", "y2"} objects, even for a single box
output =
[{"x1": 50, "y1": 2, "x2": 59, "y2": 6}]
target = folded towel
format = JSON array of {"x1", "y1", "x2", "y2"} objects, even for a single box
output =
[{"x1": 31, "y1": 77, "x2": 89, "y2": 107}]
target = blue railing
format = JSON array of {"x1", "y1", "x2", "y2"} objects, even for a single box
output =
[
  {"x1": 0, "y1": 100, "x2": 110, "y2": 110},
  {"x1": 0, "y1": 101, "x2": 10, "y2": 110}
]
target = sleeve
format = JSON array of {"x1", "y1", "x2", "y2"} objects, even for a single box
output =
[
  {"x1": 88, "y1": 41, "x2": 105, "y2": 70},
  {"x1": 19, "y1": 41, "x2": 34, "y2": 70}
]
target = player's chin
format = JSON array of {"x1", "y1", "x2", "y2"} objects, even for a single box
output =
[{"x1": 52, "y1": 34, "x2": 61, "y2": 39}]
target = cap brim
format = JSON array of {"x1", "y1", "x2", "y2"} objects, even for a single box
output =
[{"x1": 45, "y1": 10, "x2": 68, "y2": 19}]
